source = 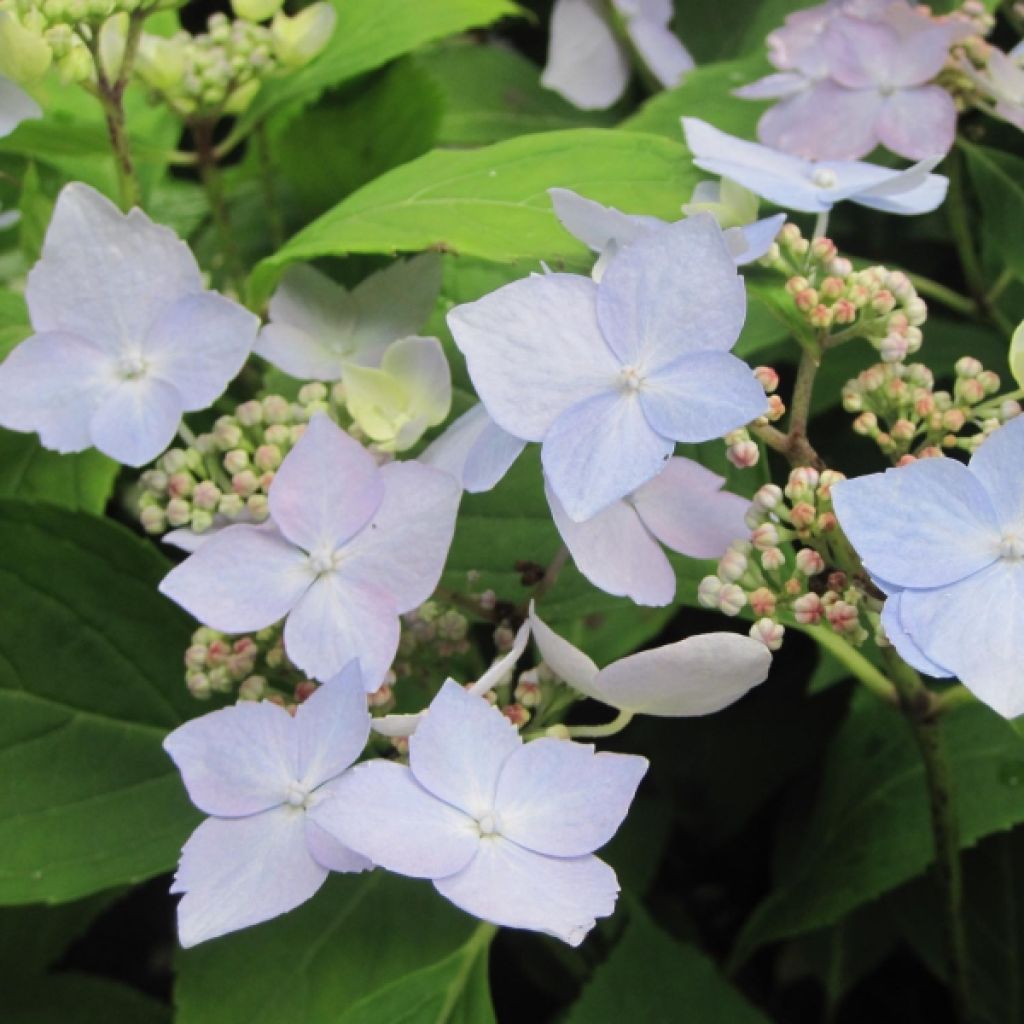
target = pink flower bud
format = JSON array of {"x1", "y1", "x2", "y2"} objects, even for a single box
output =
[
  {"x1": 810, "y1": 237, "x2": 837, "y2": 262},
  {"x1": 816, "y1": 470, "x2": 845, "y2": 499},
  {"x1": 761, "y1": 547, "x2": 786, "y2": 571},
  {"x1": 254, "y1": 444, "x2": 283, "y2": 472},
  {"x1": 871, "y1": 290, "x2": 896, "y2": 315},
  {"x1": 236, "y1": 400, "x2": 264, "y2": 427},
  {"x1": 786, "y1": 467, "x2": 819, "y2": 498},
  {"x1": 232, "y1": 470, "x2": 260, "y2": 497},
  {"x1": 192, "y1": 480, "x2": 222, "y2": 510},
  {"x1": 942, "y1": 409, "x2": 966, "y2": 432},
  {"x1": 502, "y1": 703, "x2": 531, "y2": 728},
  {"x1": 752, "y1": 523, "x2": 780, "y2": 550},
  {"x1": 727, "y1": 440, "x2": 760, "y2": 468},
  {"x1": 223, "y1": 448, "x2": 249, "y2": 475},
  {"x1": 718, "y1": 548, "x2": 749, "y2": 582},
  {"x1": 750, "y1": 618, "x2": 785, "y2": 651},
  {"x1": 820, "y1": 276, "x2": 845, "y2": 301},
  {"x1": 817, "y1": 512, "x2": 837, "y2": 533},
  {"x1": 749, "y1": 587, "x2": 777, "y2": 617},
  {"x1": 167, "y1": 472, "x2": 195, "y2": 499},
  {"x1": 826, "y1": 600, "x2": 860, "y2": 633},
  {"x1": 718, "y1": 583, "x2": 747, "y2": 616},
  {"x1": 879, "y1": 333, "x2": 909, "y2": 363},
  {"x1": 832, "y1": 298, "x2": 857, "y2": 325},
  {"x1": 184, "y1": 644, "x2": 208, "y2": 671},
  {"x1": 891, "y1": 418, "x2": 916, "y2": 443},
  {"x1": 809, "y1": 304, "x2": 833, "y2": 328},
  {"x1": 1000, "y1": 400, "x2": 1022, "y2": 422},
  {"x1": 754, "y1": 483, "x2": 784, "y2": 510},
  {"x1": 698, "y1": 575, "x2": 724, "y2": 608},
  {"x1": 897, "y1": 454, "x2": 916, "y2": 467},
  {"x1": 978, "y1": 371, "x2": 1000, "y2": 396},
  {"x1": 754, "y1": 366, "x2": 779, "y2": 393},
  {"x1": 795, "y1": 548, "x2": 825, "y2": 576},
  {"x1": 955, "y1": 356, "x2": 983, "y2": 378},
  {"x1": 793, "y1": 592, "x2": 823, "y2": 624},
  {"x1": 786, "y1": 275, "x2": 810, "y2": 295},
  {"x1": 829, "y1": 257, "x2": 853, "y2": 277},
  {"x1": 766, "y1": 395, "x2": 786, "y2": 421},
  {"x1": 213, "y1": 417, "x2": 243, "y2": 450},
  {"x1": 790, "y1": 502, "x2": 816, "y2": 530},
  {"x1": 795, "y1": 288, "x2": 819, "y2": 313},
  {"x1": 515, "y1": 670, "x2": 542, "y2": 707}
]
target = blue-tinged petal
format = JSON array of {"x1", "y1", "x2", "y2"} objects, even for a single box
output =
[
  {"x1": 967, "y1": 416, "x2": 1024, "y2": 529},
  {"x1": 640, "y1": 350, "x2": 767, "y2": 443},
  {"x1": 548, "y1": 188, "x2": 656, "y2": 254},
  {"x1": 880, "y1": 591, "x2": 952, "y2": 679},
  {"x1": 89, "y1": 374, "x2": 183, "y2": 467},
  {"x1": 0, "y1": 76, "x2": 41, "y2": 136},
  {"x1": 730, "y1": 213, "x2": 786, "y2": 266},
  {"x1": 624, "y1": 15, "x2": 693, "y2": 88},
  {"x1": 421, "y1": 404, "x2": 527, "y2": 494},
  {"x1": 831, "y1": 459, "x2": 1001, "y2": 588},
  {"x1": 542, "y1": 390, "x2": 674, "y2": 522},
  {"x1": 303, "y1": 816, "x2": 372, "y2": 874}
]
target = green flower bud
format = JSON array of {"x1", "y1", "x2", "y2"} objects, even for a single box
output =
[
  {"x1": 270, "y1": 1, "x2": 335, "y2": 68},
  {"x1": 230, "y1": 0, "x2": 283, "y2": 22},
  {"x1": 0, "y1": 10, "x2": 53, "y2": 84}
]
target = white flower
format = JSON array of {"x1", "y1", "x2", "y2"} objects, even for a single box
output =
[{"x1": 0, "y1": 183, "x2": 258, "y2": 466}]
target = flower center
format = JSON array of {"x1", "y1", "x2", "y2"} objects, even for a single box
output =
[
  {"x1": 285, "y1": 781, "x2": 310, "y2": 809},
  {"x1": 475, "y1": 812, "x2": 500, "y2": 838},
  {"x1": 1000, "y1": 532, "x2": 1024, "y2": 560},
  {"x1": 307, "y1": 546, "x2": 342, "y2": 577},
  {"x1": 618, "y1": 365, "x2": 645, "y2": 393},
  {"x1": 117, "y1": 351, "x2": 149, "y2": 382},
  {"x1": 810, "y1": 168, "x2": 839, "y2": 189}
]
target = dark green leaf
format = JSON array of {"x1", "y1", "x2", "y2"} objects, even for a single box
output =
[
  {"x1": 1, "y1": 972, "x2": 169, "y2": 1024},
  {"x1": 963, "y1": 143, "x2": 1024, "y2": 283}
]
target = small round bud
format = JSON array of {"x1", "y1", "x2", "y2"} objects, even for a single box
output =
[
  {"x1": 750, "y1": 618, "x2": 785, "y2": 651},
  {"x1": 238, "y1": 675, "x2": 268, "y2": 700},
  {"x1": 223, "y1": 448, "x2": 249, "y2": 475},
  {"x1": 795, "y1": 548, "x2": 825, "y2": 576},
  {"x1": 761, "y1": 546, "x2": 786, "y2": 571},
  {"x1": 697, "y1": 575, "x2": 723, "y2": 608},
  {"x1": 793, "y1": 592, "x2": 823, "y2": 625},
  {"x1": 718, "y1": 583, "x2": 747, "y2": 617}
]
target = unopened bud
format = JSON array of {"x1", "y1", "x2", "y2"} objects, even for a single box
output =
[
  {"x1": 750, "y1": 618, "x2": 785, "y2": 651},
  {"x1": 795, "y1": 548, "x2": 825, "y2": 576},
  {"x1": 793, "y1": 592, "x2": 823, "y2": 624}
]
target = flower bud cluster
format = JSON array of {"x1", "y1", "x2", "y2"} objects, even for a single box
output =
[
  {"x1": 843, "y1": 356, "x2": 1021, "y2": 462},
  {"x1": 698, "y1": 467, "x2": 872, "y2": 649},
  {"x1": 763, "y1": 225, "x2": 927, "y2": 362},
  {"x1": 723, "y1": 366, "x2": 786, "y2": 468},
  {"x1": 136, "y1": 386, "x2": 354, "y2": 538},
  {"x1": 183, "y1": 623, "x2": 303, "y2": 703}
]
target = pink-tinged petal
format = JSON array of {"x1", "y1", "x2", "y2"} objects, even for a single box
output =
[
  {"x1": 640, "y1": 351, "x2": 768, "y2": 444},
  {"x1": 547, "y1": 479, "x2": 676, "y2": 606},
  {"x1": 434, "y1": 840, "x2": 619, "y2": 947},
  {"x1": 448, "y1": 273, "x2": 619, "y2": 442},
  {"x1": 593, "y1": 632, "x2": 772, "y2": 715},
  {"x1": 968, "y1": 417, "x2": 1024, "y2": 529},
  {"x1": 27, "y1": 183, "x2": 202, "y2": 350},
  {"x1": 596, "y1": 215, "x2": 746, "y2": 368},
  {"x1": 145, "y1": 293, "x2": 258, "y2": 412},
  {"x1": 734, "y1": 72, "x2": 809, "y2": 100},
  {"x1": 311, "y1": 760, "x2": 478, "y2": 878},
  {"x1": 159, "y1": 523, "x2": 311, "y2": 633},
  {"x1": 543, "y1": 389, "x2": 674, "y2": 522},
  {"x1": 823, "y1": 17, "x2": 899, "y2": 89},
  {"x1": 0, "y1": 331, "x2": 111, "y2": 453},
  {"x1": 283, "y1": 573, "x2": 399, "y2": 686},
  {"x1": 495, "y1": 739, "x2": 647, "y2": 857},
  {"x1": 172, "y1": 809, "x2": 327, "y2": 948},
  {"x1": 831, "y1": 459, "x2": 1001, "y2": 588},
  {"x1": 528, "y1": 605, "x2": 601, "y2": 696},
  {"x1": 541, "y1": 0, "x2": 630, "y2": 110},
  {"x1": 899, "y1": 562, "x2": 1024, "y2": 719},
  {"x1": 876, "y1": 87, "x2": 956, "y2": 160},
  {"x1": 293, "y1": 661, "x2": 371, "y2": 789},
  {"x1": 163, "y1": 699, "x2": 297, "y2": 817},
  {"x1": 421, "y1": 404, "x2": 526, "y2": 494},
  {"x1": 337, "y1": 460, "x2": 460, "y2": 612},
  {"x1": 631, "y1": 457, "x2": 750, "y2": 558},
  {"x1": 880, "y1": 592, "x2": 952, "y2": 679},
  {"x1": 888, "y1": 24, "x2": 961, "y2": 88},
  {"x1": 88, "y1": 375, "x2": 183, "y2": 467},
  {"x1": 410, "y1": 680, "x2": 521, "y2": 819},
  {"x1": 303, "y1": 815, "x2": 372, "y2": 873},
  {"x1": 269, "y1": 414, "x2": 384, "y2": 553},
  {"x1": 759, "y1": 81, "x2": 883, "y2": 161},
  {"x1": 0, "y1": 76, "x2": 41, "y2": 136},
  {"x1": 625, "y1": 18, "x2": 693, "y2": 88}
]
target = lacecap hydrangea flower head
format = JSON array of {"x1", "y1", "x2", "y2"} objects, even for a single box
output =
[{"x1": 832, "y1": 416, "x2": 1024, "y2": 718}]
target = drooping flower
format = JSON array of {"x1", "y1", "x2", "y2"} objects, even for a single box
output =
[
  {"x1": 545, "y1": 456, "x2": 751, "y2": 606},
  {"x1": 682, "y1": 118, "x2": 948, "y2": 215},
  {"x1": 448, "y1": 214, "x2": 765, "y2": 523},
  {"x1": 832, "y1": 416, "x2": 1024, "y2": 718},
  {"x1": 0, "y1": 183, "x2": 258, "y2": 466},
  {"x1": 548, "y1": 185, "x2": 786, "y2": 278},
  {"x1": 421, "y1": 403, "x2": 527, "y2": 494},
  {"x1": 529, "y1": 605, "x2": 771, "y2": 716},
  {"x1": 315, "y1": 680, "x2": 647, "y2": 945},
  {"x1": 342, "y1": 336, "x2": 452, "y2": 452},
  {"x1": 160, "y1": 414, "x2": 461, "y2": 687},
  {"x1": 542, "y1": 0, "x2": 693, "y2": 110},
  {"x1": 164, "y1": 663, "x2": 371, "y2": 947},
  {"x1": 255, "y1": 255, "x2": 441, "y2": 382}
]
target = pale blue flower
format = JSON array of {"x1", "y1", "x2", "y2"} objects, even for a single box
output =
[
  {"x1": 448, "y1": 214, "x2": 765, "y2": 523},
  {"x1": 832, "y1": 417, "x2": 1024, "y2": 718}
]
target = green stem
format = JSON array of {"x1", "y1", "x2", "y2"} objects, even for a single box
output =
[
  {"x1": 795, "y1": 624, "x2": 898, "y2": 704},
  {"x1": 906, "y1": 272, "x2": 978, "y2": 319},
  {"x1": 812, "y1": 210, "x2": 829, "y2": 241},
  {"x1": 986, "y1": 268, "x2": 1014, "y2": 307},
  {"x1": 752, "y1": 346, "x2": 826, "y2": 469},
  {"x1": 564, "y1": 709, "x2": 634, "y2": 739},
  {"x1": 881, "y1": 649, "x2": 972, "y2": 1024}
]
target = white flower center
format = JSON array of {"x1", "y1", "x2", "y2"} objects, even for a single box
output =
[
  {"x1": 618, "y1": 365, "x2": 645, "y2": 393},
  {"x1": 117, "y1": 350, "x2": 149, "y2": 381},
  {"x1": 810, "y1": 168, "x2": 839, "y2": 189},
  {"x1": 285, "y1": 781, "x2": 310, "y2": 808},
  {"x1": 1000, "y1": 532, "x2": 1024, "y2": 560},
  {"x1": 475, "y1": 811, "x2": 500, "y2": 837},
  {"x1": 307, "y1": 546, "x2": 342, "y2": 577}
]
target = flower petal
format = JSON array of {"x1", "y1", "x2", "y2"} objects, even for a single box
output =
[
  {"x1": 303, "y1": 815, "x2": 372, "y2": 873},
  {"x1": 159, "y1": 523, "x2": 310, "y2": 633},
  {"x1": 0, "y1": 76, "x2": 41, "y2": 136},
  {"x1": 310, "y1": 760, "x2": 478, "y2": 878},
  {"x1": 625, "y1": 17, "x2": 693, "y2": 88},
  {"x1": 596, "y1": 215, "x2": 746, "y2": 368},
  {"x1": 640, "y1": 351, "x2": 768, "y2": 443},
  {"x1": 410, "y1": 680, "x2": 521, "y2": 819},
  {"x1": 831, "y1": 459, "x2": 1001, "y2": 588},
  {"x1": 543, "y1": 389, "x2": 674, "y2": 522},
  {"x1": 548, "y1": 188, "x2": 654, "y2": 254},
  {"x1": 0, "y1": 331, "x2": 110, "y2": 453},
  {"x1": 434, "y1": 839, "x2": 619, "y2": 947},
  {"x1": 421, "y1": 404, "x2": 526, "y2": 493},
  {"x1": 546, "y1": 479, "x2": 677, "y2": 606},
  {"x1": 283, "y1": 573, "x2": 399, "y2": 686},
  {"x1": 448, "y1": 272, "x2": 619, "y2": 442},
  {"x1": 528, "y1": 605, "x2": 601, "y2": 696},
  {"x1": 968, "y1": 417, "x2": 1024, "y2": 529},
  {"x1": 145, "y1": 293, "x2": 258, "y2": 412},
  {"x1": 876, "y1": 87, "x2": 956, "y2": 161},
  {"x1": 593, "y1": 632, "x2": 772, "y2": 715},
  {"x1": 269, "y1": 414, "x2": 384, "y2": 553},
  {"x1": 172, "y1": 809, "x2": 327, "y2": 948},
  {"x1": 495, "y1": 738, "x2": 647, "y2": 856},
  {"x1": 631, "y1": 457, "x2": 750, "y2": 558},
  {"x1": 88, "y1": 375, "x2": 183, "y2": 467},
  {"x1": 852, "y1": 159, "x2": 949, "y2": 215},
  {"x1": 541, "y1": 0, "x2": 630, "y2": 110},
  {"x1": 880, "y1": 591, "x2": 952, "y2": 679},
  {"x1": 337, "y1": 460, "x2": 461, "y2": 612},
  {"x1": 163, "y1": 699, "x2": 297, "y2": 817},
  {"x1": 731, "y1": 213, "x2": 787, "y2": 265},
  {"x1": 823, "y1": 16, "x2": 899, "y2": 90},
  {"x1": 26, "y1": 183, "x2": 202, "y2": 350}
]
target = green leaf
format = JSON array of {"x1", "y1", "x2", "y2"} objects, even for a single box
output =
[
  {"x1": 0, "y1": 501, "x2": 199, "y2": 904},
  {"x1": 566, "y1": 903, "x2": 770, "y2": 1023},
  {"x1": 234, "y1": 0, "x2": 520, "y2": 137},
  {"x1": 416, "y1": 42, "x2": 616, "y2": 146},
  {"x1": 732, "y1": 697, "x2": 1024, "y2": 963},
  {"x1": 673, "y1": 0, "x2": 811, "y2": 61},
  {"x1": 175, "y1": 873, "x2": 480, "y2": 1024},
  {"x1": 963, "y1": 143, "x2": 1024, "y2": 283},
  {"x1": 249, "y1": 129, "x2": 697, "y2": 304},
  {"x1": 3, "y1": 972, "x2": 169, "y2": 1024},
  {"x1": 337, "y1": 924, "x2": 496, "y2": 1024}
]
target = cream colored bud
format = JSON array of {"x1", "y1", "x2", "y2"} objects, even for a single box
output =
[{"x1": 271, "y1": 1, "x2": 336, "y2": 68}]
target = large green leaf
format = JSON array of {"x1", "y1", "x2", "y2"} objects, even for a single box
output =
[
  {"x1": 0, "y1": 433, "x2": 117, "y2": 513},
  {"x1": 566, "y1": 903, "x2": 770, "y2": 1023},
  {"x1": 963, "y1": 143, "x2": 1024, "y2": 283},
  {"x1": 235, "y1": 0, "x2": 520, "y2": 136},
  {"x1": 0, "y1": 501, "x2": 199, "y2": 904},
  {"x1": 732, "y1": 697, "x2": 1024, "y2": 963},
  {"x1": 175, "y1": 873, "x2": 479, "y2": 1024},
  {"x1": 249, "y1": 129, "x2": 697, "y2": 304},
  {"x1": 3, "y1": 972, "x2": 169, "y2": 1024}
]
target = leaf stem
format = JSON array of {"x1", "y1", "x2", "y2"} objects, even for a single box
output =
[
  {"x1": 794, "y1": 624, "x2": 898, "y2": 705},
  {"x1": 564, "y1": 709, "x2": 634, "y2": 739},
  {"x1": 906, "y1": 272, "x2": 978, "y2": 318}
]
